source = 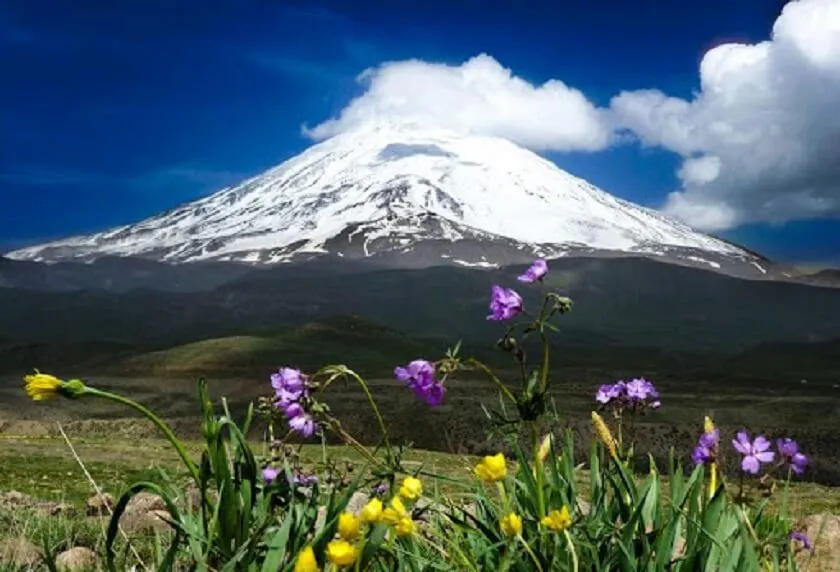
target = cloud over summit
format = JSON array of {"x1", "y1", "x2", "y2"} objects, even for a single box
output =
[{"x1": 305, "y1": 54, "x2": 612, "y2": 152}]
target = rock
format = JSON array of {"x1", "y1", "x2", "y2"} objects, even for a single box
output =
[
  {"x1": 126, "y1": 491, "x2": 166, "y2": 514},
  {"x1": 85, "y1": 493, "x2": 114, "y2": 516},
  {"x1": 0, "y1": 537, "x2": 41, "y2": 567},
  {"x1": 797, "y1": 513, "x2": 840, "y2": 571},
  {"x1": 119, "y1": 509, "x2": 173, "y2": 533},
  {"x1": 55, "y1": 546, "x2": 98, "y2": 571},
  {"x1": 575, "y1": 498, "x2": 591, "y2": 516},
  {"x1": 345, "y1": 492, "x2": 369, "y2": 516},
  {"x1": 50, "y1": 502, "x2": 77, "y2": 516},
  {"x1": 0, "y1": 490, "x2": 70, "y2": 516}
]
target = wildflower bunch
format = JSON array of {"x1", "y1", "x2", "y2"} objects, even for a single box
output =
[{"x1": 272, "y1": 367, "x2": 317, "y2": 437}]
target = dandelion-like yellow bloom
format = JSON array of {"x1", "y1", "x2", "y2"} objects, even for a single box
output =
[
  {"x1": 23, "y1": 371, "x2": 63, "y2": 401},
  {"x1": 591, "y1": 412, "x2": 617, "y2": 458},
  {"x1": 394, "y1": 516, "x2": 416, "y2": 536},
  {"x1": 474, "y1": 453, "x2": 507, "y2": 482},
  {"x1": 398, "y1": 476, "x2": 423, "y2": 500},
  {"x1": 293, "y1": 546, "x2": 319, "y2": 572},
  {"x1": 704, "y1": 415, "x2": 715, "y2": 434},
  {"x1": 538, "y1": 434, "x2": 553, "y2": 463},
  {"x1": 499, "y1": 512, "x2": 522, "y2": 537},
  {"x1": 381, "y1": 496, "x2": 408, "y2": 525},
  {"x1": 337, "y1": 512, "x2": 361, "y2": 540},
  {"x1": 360, "y1": 498, "x2": 383, "y2": 523},
  {"x1": 541, "y1": 506, "x2": 572, "y2": 531},
  {"x1": 326, "y1": 540, "x2": 357, "y2": 567}
]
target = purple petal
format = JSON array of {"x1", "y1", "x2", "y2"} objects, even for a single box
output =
[
  {"x1": 741, "y1": 455, "x2": 760, "y2": 474},
  {"x1": 755, "y1": 450, "x2": 775, "y2": 464},
  {"x1": 262, "y1": 467, "x2": 280, "y2": 483},
  {"x1": 394, "y1": 366, "x2": 411, "y2": 382},
  {"x1": 752, "y1": 435, "x2": 771, "y2": 453},
  {"x1": 289, "y1": 414, "x2": 316, "y2": 437},
  {"x1": 732, "y1": 432, "x2": 752, "y2": 455},
  {"x1": 423, "y1": 383, "x2": 446, "y2": 407}
]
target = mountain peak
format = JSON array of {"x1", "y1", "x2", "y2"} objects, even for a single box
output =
[{"x1": 8, "y1": 121, "x2": 765, "y2": 277}]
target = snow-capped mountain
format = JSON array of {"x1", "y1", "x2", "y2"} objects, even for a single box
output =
[{"x1": 8, "y1": 121, "x2": 770, "y2": 276}]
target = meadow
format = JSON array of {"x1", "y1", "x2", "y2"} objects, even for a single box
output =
[{"x1": 2, "y1": 261, "x2": 840, "y2": 570}]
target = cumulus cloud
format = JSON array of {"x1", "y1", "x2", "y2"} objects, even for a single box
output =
[
  {"x1": 610, "y1": 0, "x2": 840, "y2": 231},
  {"x1": 305, "y1": 53, "x2": 611, "y2": 152}
]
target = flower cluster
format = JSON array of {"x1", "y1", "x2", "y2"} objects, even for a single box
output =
[
  {"x1": 595, "y1": 378, "x2": 660, "y2": 410},
  {"x1": 394, "y1": 359, "x2": 446, "y2": 407},
  {"x1": 261, "y1": 466, "x2": 319, "y2": 487},
  {"x1": 271, "y1": 367, "x2": 316, "y2": 437},
  {"x1": 293, "y1": 476, "x2": 422, "y2": 570},
  {"x1": 691, "y1": 426, "x2": 810, "y2": 477}
]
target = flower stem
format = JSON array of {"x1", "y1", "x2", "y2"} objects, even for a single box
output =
[
  {"x1": 531, "y1": 422, "x2": 546, "y2": 518},
  {"x1": 564, "y1": 529, "x2": 579, "y2": 572},
  {"x1": 319, "y1": 366, "x2": 395, "y2": 468},
  {"x1": 465, "y1": 359, "x2": 517, "y2": 405},
  {"x1": 517, "y1": 535, "x2": 544, "y2": 572},
  {"x1": 85, "y1": 387, "x2": 199, "y2": 483}
]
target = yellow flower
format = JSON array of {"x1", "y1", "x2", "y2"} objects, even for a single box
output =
[
  {"x1": 337, "y1": 512, "x2": 361, "y2": 540},
  {"x1": 381, "y1": 496, "x2": 408, "y2": 525},
  {"x1": 398, "y1": 476, "x2": 423, "y2": 500},
  {"x1": 394, "y1": 516, "x2": 416, "y2": 536},
  {"x1": 23, "y1": 371, "x2": 63, "y2": 401},
  {"x1": 360, "y1": 498, "x2": 383, "y2": 523},
  {"x1": 704, "y1": 415, "x2": 715, "y2": 434},
  {"x1": 474, "y1": 453, "x2": 507, "y2": 482},
  {"x1": 293, "y1": 545, "x2": 319, "y2": 572},
  {"x1": 591, "y1": 412, "x2": 618, "y2": 458},
  {"x1": 499, "y1": 513, "x2": 522, "y2": 537},
  {"x1": 541, "y1": 506, "x2": 572, "y2": 532},
  {"x1": 325, "y1": 540, "x2": 357, "y2": 567},
  {"x1": 538, "y1": 434, "x2": 553, "y2": 463}
]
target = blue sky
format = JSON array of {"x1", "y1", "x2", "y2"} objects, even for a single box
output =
[{"x1": 2, "y1": 0, "x2": 838, "y2": 263}]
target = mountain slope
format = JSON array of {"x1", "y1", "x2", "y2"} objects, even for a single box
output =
[
  {"x1": 1, "y1": 256, "x2": 839, "y2": 352},
  {"x1": 7, "y1": 122, "x2": 766, "y2": 277}
]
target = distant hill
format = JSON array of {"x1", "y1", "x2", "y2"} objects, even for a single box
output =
[
  {"x1": 2, "y1": 257, "x2": 840, "y2": 353},
  {"x1": 113, "y1": 315, "x2": 446, "y2": 377}
]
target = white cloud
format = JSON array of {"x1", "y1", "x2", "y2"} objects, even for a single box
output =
[
  {"x1": 305, "y1": 53, "x2": 611, "y2": 152},
  {"x1": 610, "y1": 0, "x2": 840, "y2": 231}
]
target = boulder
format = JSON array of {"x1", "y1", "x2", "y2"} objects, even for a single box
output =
[
  {"x1": 55, "y1": 546, "x2": 98, "y2": 571},
  {"x1": 85, "y1": 493, "x2": 114, "y2": 516},
  {"x1": 0, "y1": 537, "x2": 41, "y2": 567}
]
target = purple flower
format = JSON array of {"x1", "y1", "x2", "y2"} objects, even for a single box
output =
[
  {"x1": 395, "y1": 359, "x2": 446, "y2": 407},
  {"x1": 732, "y1": 431, "x2": 775, "y2": 474},
  {"x1": 791, "y1": 531, "x2": 813, "y2": 552},
  {"x1": 777, "y1": 438, "x2": 808, "y2": 475},
  {"x1": 374, "y1": 482, "x2": 389, "y2": 496},
  {"x1": 517, "y1": 259, "x2": 548, "y2": 283},
  {"x1": 596, "y1": 383, "x2": 623, "y2": 404},
  {"x1": 487, "y1": 285, "x2": 523, "y2": 321},
  {"x1": 289, "y1": 413, "x2": 316, "y2": 437},
  {"x1": 263, "y1": 466, "x2": 280, "y2": 484},
  {"x1": 691, "y1": 428, "x2": 720, "y2": 466},
  {"x1": 270, "y1": 367, "x2": 318, "y2": 437},
  {"x1": 626, "y1": 378, "x2": 658, "y2": 401},
  {"x1": 293, "y1": 473, "x2": 319, "y2": 486}
]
